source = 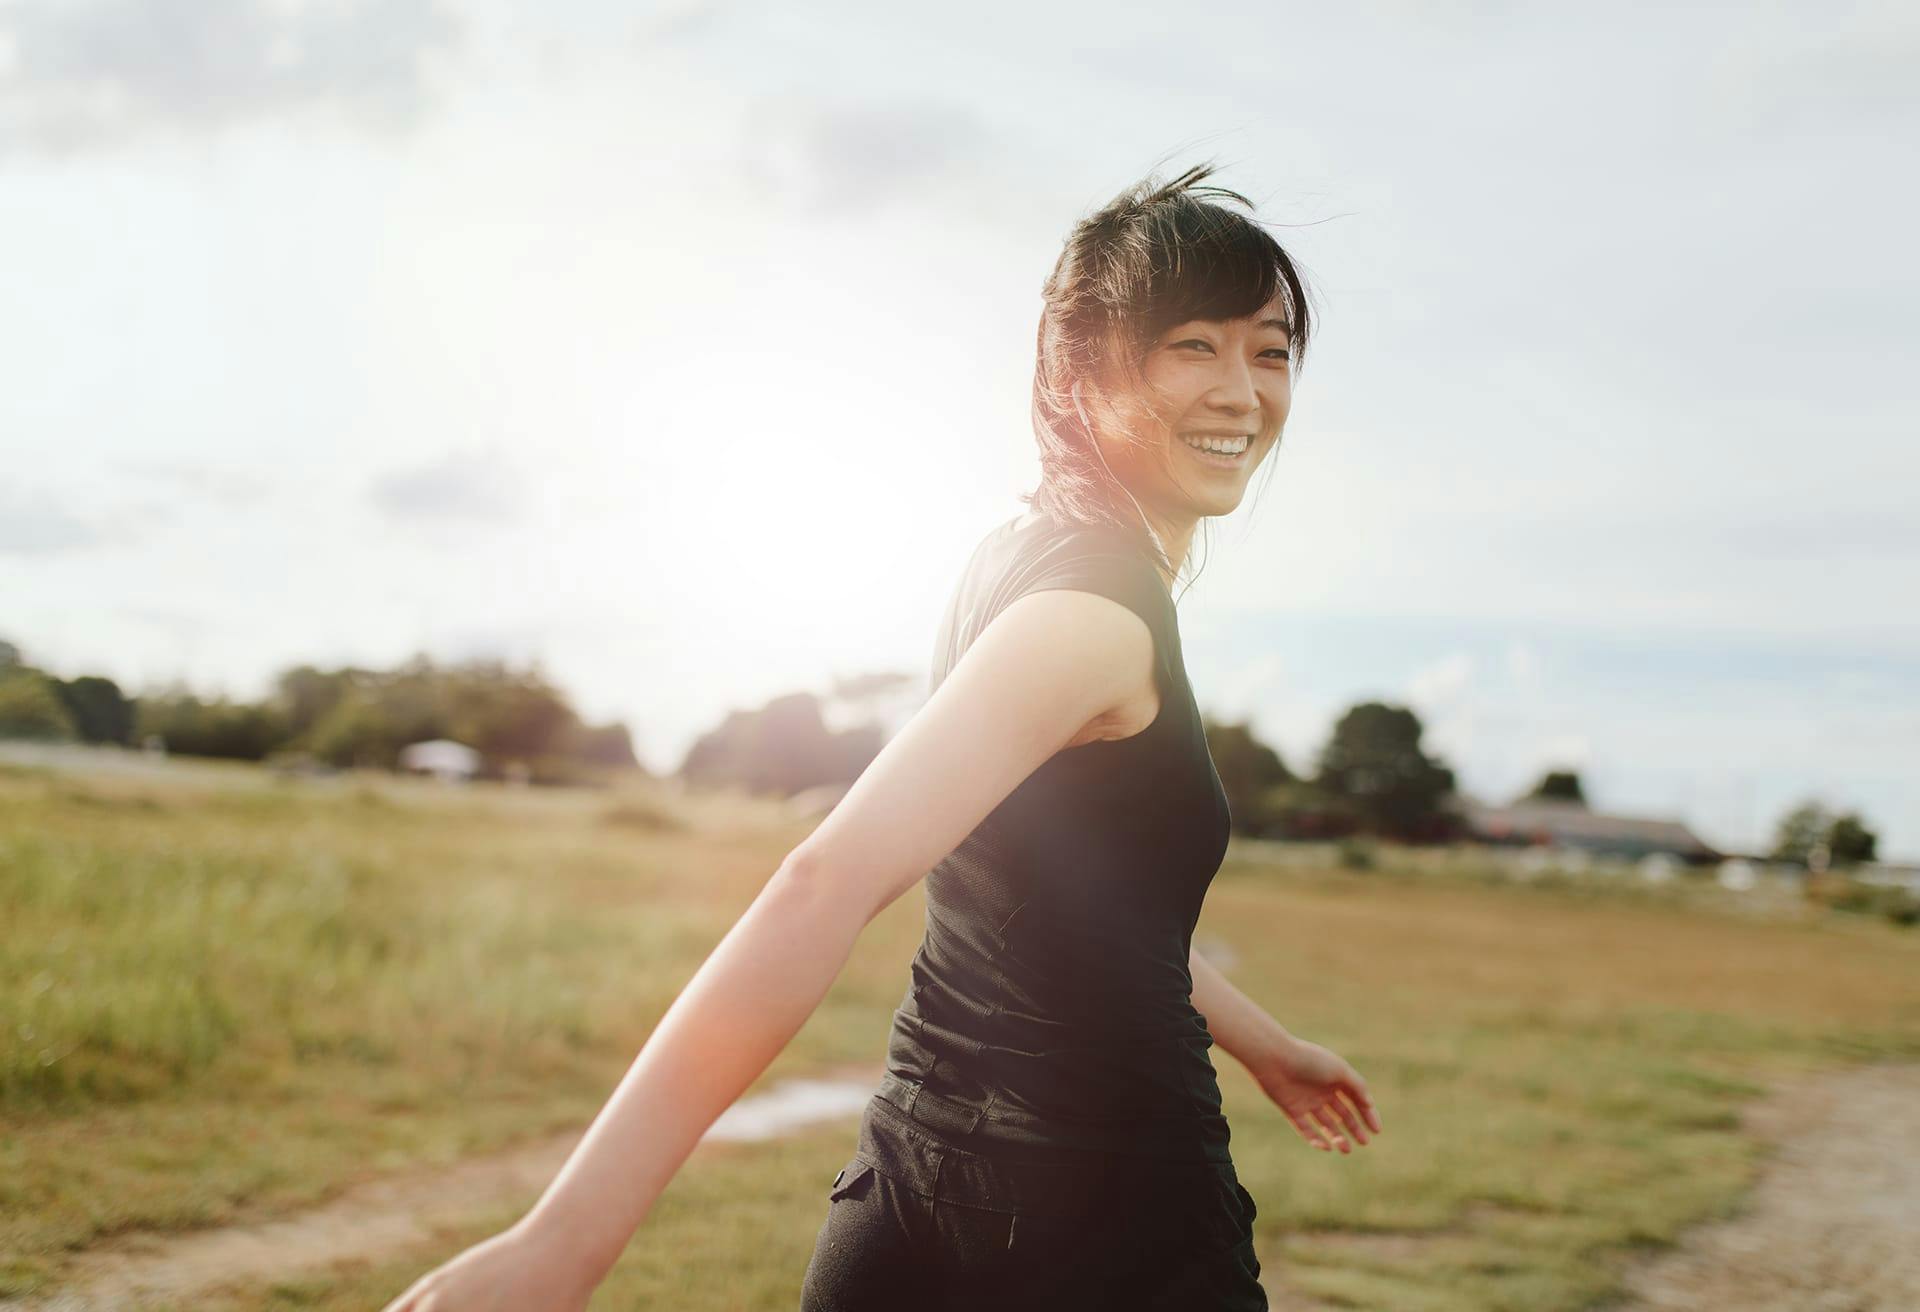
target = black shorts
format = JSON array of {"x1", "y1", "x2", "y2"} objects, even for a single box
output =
[{"x1": 799, "y1": 1092, "x2": 1266, "y2": 1310}]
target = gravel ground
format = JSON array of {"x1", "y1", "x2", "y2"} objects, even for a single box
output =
[
  {"x1": 6, "y1": 1062, "x2": 1915, "y2": 1310},
  {"x1": 1614, "y1": 1061, "x2": 1920, "y2": 1312}
]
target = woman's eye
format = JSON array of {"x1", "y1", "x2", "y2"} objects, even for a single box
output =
[
  {"x1": 1172, "y1": 339, "x2": 1214, "y2": 353},
  {"x1": 1261, "y1": 349, "x2": 1291, "y2": 362}
]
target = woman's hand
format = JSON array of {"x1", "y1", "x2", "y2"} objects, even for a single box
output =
[
  {"x1": 1251, "y1": 1035, "x2": 1382, "y2": 1155},
  {"x1": 377, "y1": 1221, "x2": 599, "y2": 1312}
]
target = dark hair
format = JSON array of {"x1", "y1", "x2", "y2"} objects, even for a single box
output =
[{"x1": 1022, "y1": 161, "x2": 1316, "y2": 587}]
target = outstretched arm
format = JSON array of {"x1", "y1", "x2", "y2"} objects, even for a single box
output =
[
  {"x1": 1189, "y1": 943, "x2": 1383, "y2": 1154},
  {"x1": 378, "y1": 587, "x2": 1168, "y2": 1310},
  {"x1": 516, "y1": 860, "x2": 864, "y2": 1279},
  {"x1": 378, "y1": 859, "x2": 875, "y2": 1312}
]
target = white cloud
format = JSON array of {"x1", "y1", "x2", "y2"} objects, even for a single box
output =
[
  {"x1": 739, "y1": 95, "x2": 994, "y2": 214},
  {"x1": 1505, "y1": 640, "x2": 1540, "y2": 687},
  {"x1": 1408, "y1": 651, "x2": 1474, "y2": 709},
  {"x1": 0, "y1": 0, "x2": 460, "y2": 154},
  {"x1": 368, "y1": 447, "x2": 523, "y2": 525},
  {"x1": 0, "y1": 487, "x2": 100, "y2": 555}
]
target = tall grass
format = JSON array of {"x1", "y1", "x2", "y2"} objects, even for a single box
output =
[
  {"x1": 3, "y1": 755, "x2": 1917, "y2": 1310},
  {"x1": 0, "y1": 760, "x2": 863, "y2": 1289}
]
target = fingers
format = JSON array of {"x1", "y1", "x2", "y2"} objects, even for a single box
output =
[
  {"x1": 1284, "y1": 1107, "x2": 1334, "y2": 1152},
  {"x1": 1283, "y1": 1077, "x2": 1386, "y2": 1156},
  {"x1": 1310, "y1": 1105, "x2": 1352, "y2": 1153},
  {"x1": 1346, "y1": 1080, "x2": 1383, "y2": 1135},
  {"x1": 1288, "y1": 1104, "x2": 1347, "y2": 1153},
  {"x1": 1326, "y1": 1096, "x2": 1371, "y2": 1148},
  {"x1": 1288, "y1": 1098, "x2": 1384, "y2": 1155}
]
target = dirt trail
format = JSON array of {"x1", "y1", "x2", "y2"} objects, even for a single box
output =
[
  {"x1": 1612, "y1": 1060, "x2": 1920, "y2": 1311},
  {"x1": 8, "y1": 1062, "x2": 1918, "y2": 1310},
  {"x1": 10, "y1": 1127, "x2": 588, "y2": 1311},
  {"x1": 1, "y1": 1065, "x2": 882, "y2": 1312},
  {"x1": 1260, "y1": 1061, "x2": 1920, "y2": 1312}
]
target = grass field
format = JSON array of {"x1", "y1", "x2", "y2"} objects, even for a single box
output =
[{"x1": 3, "y1": 751, "x2": 1917, "y2": 1310}]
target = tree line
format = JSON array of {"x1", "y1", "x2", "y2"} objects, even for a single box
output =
[
  {"x1": 688, "y1": 683, "x2": 1885, "y2": 866},
  {"x1": 2, "y1": 635, "x2": 1883, "y2": 865},
  {"x1": 0, "y1": 639, "x2": 635, "y2": 784}
]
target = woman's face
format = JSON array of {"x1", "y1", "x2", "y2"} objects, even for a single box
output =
[{"x1": 1087, "y1": 290, "x2": 1293, "y2": 522}]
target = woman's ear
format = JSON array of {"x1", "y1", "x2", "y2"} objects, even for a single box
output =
[{"x1": 1079, "y1": 369, "x2": 1155, "y2": 449}]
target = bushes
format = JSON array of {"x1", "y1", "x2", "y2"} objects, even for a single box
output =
[
  {"x1": 1803, "y1": 871, "x2": 1920, "y2": 928},
  {"x1": 0, "y1": 671, "x2": 75, "y2": 741}
]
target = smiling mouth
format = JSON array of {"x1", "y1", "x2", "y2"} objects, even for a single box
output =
[{"x1": 1180, "y1": 433, "x2": 1252, "y2": 463}]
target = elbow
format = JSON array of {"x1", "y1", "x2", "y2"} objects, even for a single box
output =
[
  {"x1": 772, "y1": 843, "x2": 849, "y2": 912},
  {"x1": 775, "y1": 844, "x2": 816, "y2": 885},
  {"x1": 774, "y1": 842, "x2": 889, "y2": 929}
]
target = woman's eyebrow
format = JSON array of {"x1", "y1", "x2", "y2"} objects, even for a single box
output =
[{"x1": 1258, "y1": 316, "x2": 1293, "y2": 336}]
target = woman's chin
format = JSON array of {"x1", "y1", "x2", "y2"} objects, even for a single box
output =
[{"x1": 1186, "y1": 488, "x2": 1250, "y2": 519}]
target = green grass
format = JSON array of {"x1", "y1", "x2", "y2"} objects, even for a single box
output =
[{"x1": 2, "y1": 755, "x2": 1917, "y2": 1310}]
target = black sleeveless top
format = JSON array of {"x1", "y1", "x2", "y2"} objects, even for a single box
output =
[{"x1": 876, "y1": 508, "x2": 1236, "y2": 1163}]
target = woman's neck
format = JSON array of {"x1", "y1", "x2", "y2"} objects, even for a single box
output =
[{"x1": 1137, "y1": 502, "x2": 1196, "y2": 594}]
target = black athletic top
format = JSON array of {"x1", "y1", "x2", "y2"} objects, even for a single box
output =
[{"x1": 875, "y1": 507, "x2": 1236, "y2": 1163}]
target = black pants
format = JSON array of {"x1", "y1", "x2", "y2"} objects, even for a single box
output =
[{"x1": 799, "y1": 1091, "x2": 1266, "y2": 1310}]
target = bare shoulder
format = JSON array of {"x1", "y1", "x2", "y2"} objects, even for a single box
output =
[
  {"x1": 998, "y1": 587, "x2": 1160, "y2": 748},
  {"x1": 787, "y1": 586, "x2": 1157, "y2": 922}
]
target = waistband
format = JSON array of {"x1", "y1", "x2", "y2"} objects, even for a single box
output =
[
  {"x1": 874, "y1": 1070, "x2": 1234, "y2": 1165},
  {"x1": 858, "y1": 1084, "x2": 1240, "y2": 1216}
]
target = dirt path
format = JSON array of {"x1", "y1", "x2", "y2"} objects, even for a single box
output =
[
  {"x1": 0, "y1": 1065, "x2": 883, "y2": 1312},
  {"x1": 1260, "y1": 1061, "x2": 1920, "y2": 1312},
  {"x1": 8, "y1": 1061, "x2": 1918, "y2": 1310},
  {"x1": 1612, "y1": 1060, "x2": 1920, "y2": 1311}
]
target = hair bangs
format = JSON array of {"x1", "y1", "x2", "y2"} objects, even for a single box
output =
[{"x1": 1105, "y1": 201, "x2": 1299, "y2": 374}]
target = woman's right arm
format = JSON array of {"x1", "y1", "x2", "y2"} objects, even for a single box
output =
[{"x1": 378, "y1": 587, "x2": 1157, "y2": 1310}]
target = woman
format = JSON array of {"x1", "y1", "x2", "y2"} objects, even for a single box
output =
[{"x1": 380, "y1": 163, "x2": 1381, "y2": 1312}]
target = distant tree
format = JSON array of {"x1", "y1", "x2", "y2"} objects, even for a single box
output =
[
  {"x1": 304, "y1": 688, "x2": 437, "y2": 769},
  {"x1": 301, "y1": 658, "x2": 450, "y2": 769},
  {"x1": 1314, "y1": 700, "x2": 1457, "y2": 841},
  {"x1": 1827, "y1": 812, "x2": 1879, "y2": 866},
  {"x1": 275, "y1": 665, "x2": 359, "y2": 740},
  {"x1": 0, "y1": 639, "x2": 21, "y2": 672},
  {"x1": 1203, "y1": 717, "x2": 1294, "y2": 834},
  {"x1": 135, "y1": 690, "x2": 288, "y2": 760},
  {"x1": 1769, "y1": 801, "x2": 1828, "y2": 867},
  {"x1": 274, "y1": 655, "x2": 634, "y2": 778},
  {"x1": 0, "y1": 670, "x2": 77, "y2": 740},
  {"x1": 1252, "y1": 779, "x2": 1367, "y2": 841},
  {"x1": 680, "y1": 691, "x2": 878, "y2": 796},
  {"x1": 1525, "y1": 769, "x2": 1587, "y2": 805},
  {"x1": 442, "y1": 660, "x2": 575, "y2": 764},
  {"x1": 565, "y1": 720, "x2": 642, "y2": 770},
  {"x1": 53, "y1": 675, "x2": 136, "y2": 745},
  {"x1": 1770, "y1": 799, "x2": 1880, "y2": 869}
]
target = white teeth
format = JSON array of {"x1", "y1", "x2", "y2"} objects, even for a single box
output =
[{"x1": 1181, "y1": 434, "x2": 1249, "y2": 455}]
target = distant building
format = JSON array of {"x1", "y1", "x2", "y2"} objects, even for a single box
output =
[
  {"x1": 1857, "y1": 861, "x2": 1920, "y2": 893},
  {"x1": 1453, "y1": 794, "x2": 1722, "y2": 865},
  {"x1": 398, "y1": 739, "x2": 481, "y2": 783}
]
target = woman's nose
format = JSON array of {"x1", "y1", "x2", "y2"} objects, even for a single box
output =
[{"x1": 1207, "y1": 359, "x2": 1258, "y2": 413}]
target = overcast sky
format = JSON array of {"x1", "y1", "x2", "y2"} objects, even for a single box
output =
[{"x1": 3, "y1": 0, "x2": 1915, "y2": 858}]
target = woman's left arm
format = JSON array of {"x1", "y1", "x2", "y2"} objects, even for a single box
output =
[{"x1": 1189, "y1": 945, "x2": 1383, "y2": 1154}]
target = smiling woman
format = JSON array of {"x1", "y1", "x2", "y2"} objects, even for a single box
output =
[
  {"x1": 378, "y1": 163, "x2": 1378, "y2": 1312},
  {"x1": 1027, "y1": 163, "x2": 1316, "y2": 591}
]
